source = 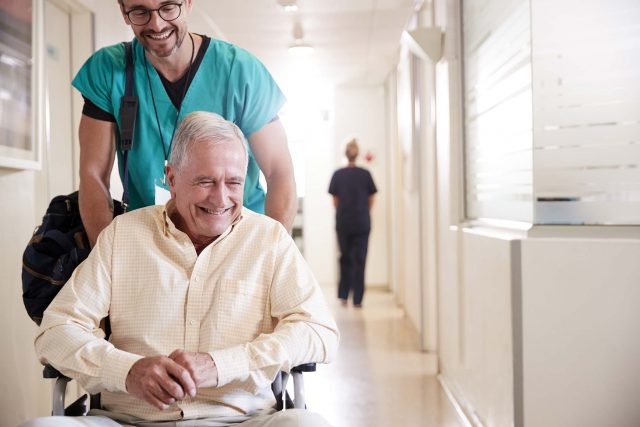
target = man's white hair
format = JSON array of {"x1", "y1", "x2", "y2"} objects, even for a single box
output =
[{"x1": 169, "y1": 111, "x2": 247, "y2": 171}]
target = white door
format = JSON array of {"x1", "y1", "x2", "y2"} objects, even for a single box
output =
[{"x1": 42, "y1": 0, "x2": 74, "y2": 199}]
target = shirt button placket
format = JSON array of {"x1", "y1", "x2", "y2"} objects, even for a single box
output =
[{"x1": 185, "y1": 274, "x2": 201, "y2": 351}]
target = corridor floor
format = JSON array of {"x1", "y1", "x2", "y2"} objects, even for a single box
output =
[{"x1": 301, "y1": 288, "x2": 465, "y2": 427}]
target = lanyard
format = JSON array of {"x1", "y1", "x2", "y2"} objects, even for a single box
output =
[{"x1": 143, "y1": 32, "x2": 195, "y2": 184}]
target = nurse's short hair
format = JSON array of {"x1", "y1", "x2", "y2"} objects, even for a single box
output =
[{"x1": 345, "y1": 138, "x2": 359, "y2": 162}]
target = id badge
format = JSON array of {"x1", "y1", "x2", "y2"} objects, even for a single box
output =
[{"x1": 154, "y1": 179, "x2": 171, "y2": 205}]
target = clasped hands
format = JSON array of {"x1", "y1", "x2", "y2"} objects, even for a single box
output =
[{"x1": 125, "y1": 349, "x2": 218, "y2": 410}]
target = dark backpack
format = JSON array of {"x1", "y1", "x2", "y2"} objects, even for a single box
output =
[
  {"x1": 21, "y1": 192, "x2": 124, "y2": 324},
  {"x1": 21, "y1": 41, "x2": 136, "y2": 325}
]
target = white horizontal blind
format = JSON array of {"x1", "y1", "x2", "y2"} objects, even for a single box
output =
[
  {"x1": 532, "y1": 0, "x2": 640, "y2": 224},
  {"x1": 462, "y1": 0, "x2": 533, "y2": 222}
]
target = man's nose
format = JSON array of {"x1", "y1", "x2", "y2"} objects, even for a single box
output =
[
  {"x1": 208, "y1": 185, "x2": 227, "y2": 204},
  {"x1": 146, "y1": 10, "x2": 166, "y2": 30}
]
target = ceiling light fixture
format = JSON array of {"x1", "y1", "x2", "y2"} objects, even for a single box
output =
[
  {"x1": 288, "y1": 42, "x2": 315, "y2": 56},
  {"x1": 288, "y1": 21, "x2": 315, "y2": 56},
  {"x1": 277, "y1": 0, "x2": 299, "y2": 13}
]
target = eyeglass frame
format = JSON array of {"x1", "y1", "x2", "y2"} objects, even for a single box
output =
[{"x1": 123, "y1": 2, "x2": 184, "y2": 26}]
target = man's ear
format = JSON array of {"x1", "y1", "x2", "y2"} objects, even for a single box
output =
[{"x1": 166, "y1": 164, "x2": 177, "y2": 198}]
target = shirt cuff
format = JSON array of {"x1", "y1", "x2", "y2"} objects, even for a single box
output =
[
  {"x1": 209, "y1": 346, "x2": 249, "y2": 387},
  {"x1": 101, "y1": 348, "x2": 144, "y2": 393}
]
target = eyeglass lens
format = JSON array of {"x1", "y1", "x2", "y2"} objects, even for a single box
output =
[{"x1": 128, "y1": 3, "x2": 181, "y2": 26}]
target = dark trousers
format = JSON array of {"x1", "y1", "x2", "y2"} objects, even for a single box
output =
[{"x1": 336, "y1": 229, "x2": 370, "y2": 305}]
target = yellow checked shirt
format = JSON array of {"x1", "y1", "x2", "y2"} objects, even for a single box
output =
[{"x1": 35, "y1": 204, "x2": 339, "y2": 421}]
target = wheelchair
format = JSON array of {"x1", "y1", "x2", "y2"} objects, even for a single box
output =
[{"x1": 44, "y1": 362, "x2": 316, "y2": 416}]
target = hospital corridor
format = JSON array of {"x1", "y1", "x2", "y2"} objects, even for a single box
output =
[
  {"x1": 307, "y1": 287, "x2": 461, "y2": 427},
  {"x1": 2, "y1": 0, "x2": 640, "y2": 426}
]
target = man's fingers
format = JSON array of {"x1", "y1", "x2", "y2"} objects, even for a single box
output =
[
  {"x1": 168, "y1": 349, "x2": 183, "y2": 359},
  {"x1": 143, "y1": 386, "x2": 174, "y2": 411},
  {"x1": 154, "y1": 369, "x2": 187, "y2": 401},
  {"x1": 150, "y1": 379, "x2": 179, "y2": 405},
  {"x1": 126, "y1": 356, "x2": 196, "y2": 410},
  {"x1": 166, "y1": 359, "x2": 197, "y2": 397},
  {"x1": 150, "y1": 397, "x2": 171, "y2": 411}
]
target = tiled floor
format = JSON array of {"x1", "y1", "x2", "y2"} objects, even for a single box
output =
[{"x1": 301, "y1": 287, "x2": 465, "y2": 427}]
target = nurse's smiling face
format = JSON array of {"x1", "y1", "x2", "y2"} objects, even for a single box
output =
[{"x1": 119, "y1": 0, "x2": 192, "y2": 59}]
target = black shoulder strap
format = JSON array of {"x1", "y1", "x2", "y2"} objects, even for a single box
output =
[
  {"x1": 119, "y1": 41, "x2": 138, "y2": 211},
  {"x1": 124, "y1": 42, "x2": 135, "y2": 98}
]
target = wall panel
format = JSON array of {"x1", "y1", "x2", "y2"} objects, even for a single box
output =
[
  {"x1": 521, "y1": 238, "x2": 640, "y2": 427},
  {"x1": 532, "y1": 0, "x2": 640, "y2": 224},
  {"x1": 462, "y1": 0, "x2": 533, "y2": 222}
]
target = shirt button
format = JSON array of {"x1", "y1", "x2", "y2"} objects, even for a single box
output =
[{"x1": 190, "y1": 320, "x2": 195, "y2": 325}]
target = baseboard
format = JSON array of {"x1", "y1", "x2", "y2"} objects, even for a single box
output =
[
  {"x1": 364, "y1": 283, "x2": 390, "y2": 290},
  {"x1": 438, "y1": 374, "x2": 486, "y2": 427}
]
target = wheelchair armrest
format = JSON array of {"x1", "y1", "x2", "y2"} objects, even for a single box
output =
[
  {"x1": 272, "y1": 363, "x2": 317, "y2": 411},
  {"x1": 43, "y1": 364, "x2": 67, "y2": 379},
  {"x1": 42, "y1": 364, "x2": 88, "y2": 416},
  {"x1": 291, "y1": 363, "x2": 316, "y2": 373},
  {"x1": 43, "y1": 364, "x2": 71, "y2": 415}
]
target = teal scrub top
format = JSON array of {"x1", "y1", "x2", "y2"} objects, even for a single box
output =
[{"x1": 72, "y1": 37, "x2": 286, "y2": 213}]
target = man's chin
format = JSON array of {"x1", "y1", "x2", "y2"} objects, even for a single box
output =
[{"x1": 145, "y1": 43, "x2": 179, "y2": 59}]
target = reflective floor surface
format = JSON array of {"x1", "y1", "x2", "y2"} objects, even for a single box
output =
[{"x1": 302, "y1": 287, "x2": 465, "y2": 427}]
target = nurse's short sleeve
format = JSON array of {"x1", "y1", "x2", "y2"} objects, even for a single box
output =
[
  {"x1": 229, "y1": 48, "x2": 286, "y2": 137},
  {"x1": 368, "y1": 171, "x2": 377, "y2": 195},
  {"x1": 328, "y1": 172, "x2": 338, "y2": 195},
  {"x1": 72, "y1": 45, "x2": 124, "y2": 116}
]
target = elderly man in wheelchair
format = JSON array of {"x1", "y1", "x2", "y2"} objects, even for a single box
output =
[{"x1": 21, "y1": 112, "x2": 339, "y2": 427}]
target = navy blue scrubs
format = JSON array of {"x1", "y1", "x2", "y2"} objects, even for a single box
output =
[{"x1": 328, "y1": 166, "x2": 377, "y2": 305}]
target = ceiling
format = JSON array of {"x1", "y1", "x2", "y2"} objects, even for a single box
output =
[{"x1": 189, "y1": 0, "x2": 417, "y2": 87}]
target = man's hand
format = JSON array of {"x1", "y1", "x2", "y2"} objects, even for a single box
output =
[
  {"x1": 169, "y1": 349, "x2": 218, "y2": 389},
  {"x1": 125, "y1": 356, "x2": 196, "y2": 410}
]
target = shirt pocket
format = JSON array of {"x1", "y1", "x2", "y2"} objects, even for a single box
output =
[{"x1": 214, "y1": 279, "x2": 268, "y2": 344}]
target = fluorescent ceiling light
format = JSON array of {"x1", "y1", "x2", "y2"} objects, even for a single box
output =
[
  {"x1": 288, "y1": 43, "x2": 315, "y2": 56},
  {"x1": 277, "y1": 0, "x2": 298, "y2": 13},
  {"x1": 289, "y1": 21, "x2": 314, "y2": 55}
]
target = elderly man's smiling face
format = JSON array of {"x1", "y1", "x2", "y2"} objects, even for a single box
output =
[{"x1": 166, "y1": 138, "x2": 246, "y2": 247}]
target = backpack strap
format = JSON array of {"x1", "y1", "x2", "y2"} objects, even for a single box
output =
[{"x1": 119, "y1": 41, "x2": 138, "y2": 212}]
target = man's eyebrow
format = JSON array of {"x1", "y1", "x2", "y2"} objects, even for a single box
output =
[
  {"x1": 124, "y1": 2, "x2": 145, "y2": 10},
  {"x1": 126, "y1": 1, "x2": 176, "y2": 9},
  {"x1": 192, "y1": 175, "x2": 215, "y2": 182},
  {"x1": 191, "y1": 174, "x2": 245, "y2": 182}
]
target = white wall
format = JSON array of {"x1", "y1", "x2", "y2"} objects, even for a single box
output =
[
  {"x1": 520, "y1": 237, "x2": 640, "y2": 427},
  {"x1": 300, "y1": 109, "x2": 336, "y2": 288},
  {"x1": 91, "y1": 1, "x2": 132, "y2": 49},
  {"x1": 0, "y1": 170, "x2": 51, "y2": 425},
  {"x1": 392, "y1": 11, "x2": 442, "y2": 352},
  {"x1": 432, "y1": 2, "x2": 522, "y2": 421},
  {"x1": 332, "y1": 85, "x2": 389, "y2": 289},
  {"x1": 440, "y1": 228, "x2": 517, "y2": 427},
  {"x1": 430, "y1": 1, "x2": 640, "y2": 427},
  {"x1": 1, "y1": 1, "x2": 104, "y2": 423},
  {"x1": 394, "y1": 49, "x2": 422, "y2": 330}
]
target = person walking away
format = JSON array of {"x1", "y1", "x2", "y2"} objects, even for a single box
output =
[{"x1": 328, "y1": 139, "x2": 377, "y2": 307}]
